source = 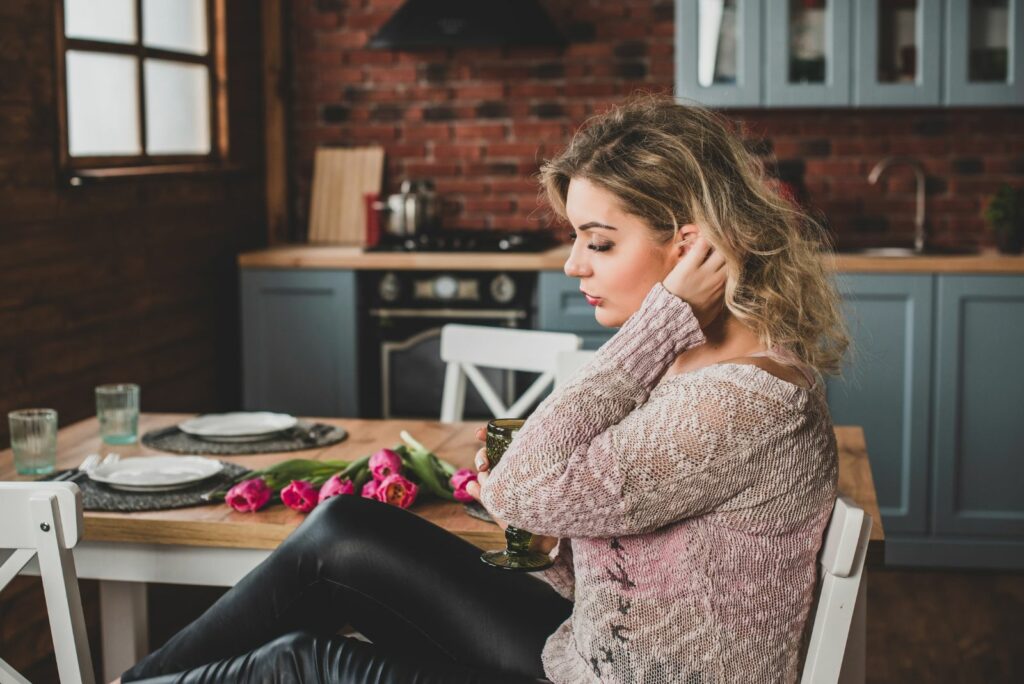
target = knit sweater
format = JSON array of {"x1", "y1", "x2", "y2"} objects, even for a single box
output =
[{"x1": 481, "y1": 284, "x2": 838, "y2": 683}]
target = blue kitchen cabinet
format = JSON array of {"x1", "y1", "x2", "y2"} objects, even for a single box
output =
[
  {"x1": 241, "y1": 269, "x2": 360, "y2": 418},
  {"x1": 826, "y1": 275, "x2": 934, "y2": 536},
  {"x1": 945, "y1": 0, "x2": 1024, "y2": 106},
  {"x1": 924, "y1": 275, "x2": 1024, "y2": 568},
  {"x1": 675, "y1": 0, "x2": 763, "y2": 107},
  {"x1": 537, "y1": 272, "x2": 614, "y2": 349}
]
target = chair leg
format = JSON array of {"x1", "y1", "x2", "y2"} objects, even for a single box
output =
[
  {"x1": 838, "y1": 573, "x2": 867, "y2": 684},
  {"x1": 100, "y1": 580, "x2": 149, "y2": 683},
  {"x1": 30, "y1": 495, "x2": 95, "y2": 684}
]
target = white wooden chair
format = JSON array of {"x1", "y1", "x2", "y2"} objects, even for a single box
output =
[
  {"x1": 554, "y1": 349, "x2": 597, "y2": 388},
  {"x1": 801, "y1": 496, "x2": 873, "y2": 684},
  {"x1": 439, "y1": 324, "x2": 582, "y2": 422},
  {"x1": 0, "y1": 482, "x2": 95, "y2": 684}
]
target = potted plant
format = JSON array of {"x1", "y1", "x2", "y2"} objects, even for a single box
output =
[{"x1": 983, "y1": 184, "x2": 1024, "y2": 254}]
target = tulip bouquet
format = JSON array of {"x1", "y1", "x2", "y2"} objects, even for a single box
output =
[{"x1": 214, "y1": 430, "x2": 479, "y2": 514}]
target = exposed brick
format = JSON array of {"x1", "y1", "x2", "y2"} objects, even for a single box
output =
[
  {"x1": 610, "y1": 62, "x2": 643, "y2": 79},
  {"x1": 321, "y1": 105, "x2": 350, "y2": 124},
  {"x1": 422, "y1": 106, "x2": 456, "y2": 122},
  {"x1": 286, "y1": 1, "x2": 1020, "y2": 249},
  {"x1": 453, "y1": 123, "x2": 506, "y2": 141},
  {"x1": 454, "y1": 83, "x2": 505, "y2": 100},
  {"x1": 564, "y1": 22, "x2": 597, "y2": 42},
  {"x1": 403, "y1": 124, "x2": 451, "y2": 142},
  {"x1": 421, "y1": 63, "x2": 448, "y2": 83},
  {"x1": 433, "y1": 144, "x2": 484, "y2": 160},
  {"x1": 531, "y1": 63, "x2": 565, "y2": 80},
  {"x1": 370, "y1": 105, "x2": 404, "y2": 122},
  {"x1": 475, "y1": 101, "x2": 509, "y2": 119},
  {"x1": 531, "y1": 102, "x2": 565, "y2": 119},
  {"x1": 952, "y1": 157, "x2": 984, "y2": 175},
  {"x1": 614, "y1": 41, "x2": 647, "y2": 59},
  {"x1": 799, "y1": 139, "x2": 832, "y2": 157}
]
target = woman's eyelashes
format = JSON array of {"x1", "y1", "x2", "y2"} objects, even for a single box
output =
[{"x1": 566, "y1": 230, "x2": 613, "y2": 252}]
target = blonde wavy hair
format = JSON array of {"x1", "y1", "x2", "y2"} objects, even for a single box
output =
[{"x1": 540, "y1": 95, "x2": 849, "y2": 376}]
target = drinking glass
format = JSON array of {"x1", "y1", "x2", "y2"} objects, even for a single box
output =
[
  {"x1": 8, "y1": 409, "x2": 58, "y2": 475},
  {"x1": 480, "y1": 418, "x2": 554, "y2": 571},
  {"x1": 96, "y1": 383, "x2": 139, "y2": 444}
]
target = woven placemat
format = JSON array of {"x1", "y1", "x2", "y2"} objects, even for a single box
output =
[
  {"x1": 463, "y1": 501, "x2": 495, "y2": 524},
  {"x1": 141, "y1": 421, "x2": 348, "y2": 455},
  {"x1": 42, "y1": 461, "x2": 250, "y2": 512}
]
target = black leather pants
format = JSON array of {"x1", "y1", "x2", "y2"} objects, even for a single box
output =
[{"x1": 122, "y1": 494, "x2": 573, "y2": 683}]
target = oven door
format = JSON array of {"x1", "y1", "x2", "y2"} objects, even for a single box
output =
[{"x1": 374, "y1": 308, "x2": 531, "y2": 420}]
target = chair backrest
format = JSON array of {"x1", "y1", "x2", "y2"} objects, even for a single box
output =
[
  {"x1": 439, "y1": 324, "x2": 582, "y2": 422},
  {"x1": 554, "y1": 349, "x2": 597, "y2": 388},
  {"x1": 0, "y1": 482, "x2": 95, "y2": 684},
  {"x1": 800, "y1": 495, "x2": 872, "y2": 684}
]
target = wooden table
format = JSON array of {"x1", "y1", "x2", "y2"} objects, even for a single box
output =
[{"x1": 1, "y1": 414, "x2": 885, "y2": 680}]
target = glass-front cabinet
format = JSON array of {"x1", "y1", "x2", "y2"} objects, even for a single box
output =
[
  {"x1": 675, "y1": 0, "x2": 1024, "y2": 107},
  {"x1": 946, "y1": 0, "x2": 1024, "y2": 105},
  {"x1": 675, "y1": 0, "x2": 762, "y2": 106},
  {"x1": 854, "y1": 0, "x2": 942, "y2": 105},
  {"x1": 764, "y1": 0, "x2": 852, "y2": 106}
]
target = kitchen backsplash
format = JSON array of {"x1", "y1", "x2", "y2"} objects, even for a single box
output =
[{"x1": 289, "y1": 0, "x2": 1023, "y2": 249}]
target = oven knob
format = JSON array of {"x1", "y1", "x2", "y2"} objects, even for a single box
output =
[
  {"x1": 490, "y1": 274, "x2": 516, "y2": 304},
  {"x1": 379, "y1": 272, "x2": 401, "y2": 302},
  {"x1": 433, "y1": 275, "x2": 458, "y2": 300}
]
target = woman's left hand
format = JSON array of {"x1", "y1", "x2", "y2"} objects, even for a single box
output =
[{"x1": 464, "y1": 426, "x2": 558, "y2": 555}]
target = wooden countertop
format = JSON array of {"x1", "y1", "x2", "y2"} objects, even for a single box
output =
[
  {"x1": 0, "y1": 414, "x2": 885, "y2": 566},
  {"x1": 238, "y1": 244, "x2": 1024, "y2": 274}
]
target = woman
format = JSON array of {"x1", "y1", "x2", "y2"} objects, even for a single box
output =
[{"x1": 119, "y1": 96, "x2": 847, "y2": 683}]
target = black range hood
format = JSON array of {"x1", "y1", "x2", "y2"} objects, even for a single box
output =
[{"x1": 368, "y1": 0, "x2": 564, "y2": 50}]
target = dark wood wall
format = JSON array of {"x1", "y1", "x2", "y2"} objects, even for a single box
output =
[
  {"x1": 0, "y1": 0, "x2": 267, "y2": 678},
  {"x1": 0, "y1": 0, "x2": 267, "y2": 445}
]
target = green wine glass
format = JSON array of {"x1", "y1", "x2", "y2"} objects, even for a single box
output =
[{"x1": 480, "y1": 418, "x2": 554, "y2": 571}]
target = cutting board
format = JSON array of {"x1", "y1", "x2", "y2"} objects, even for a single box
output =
[{"x1": 308, "y1": 146, "x2": 385, "y2": 244}]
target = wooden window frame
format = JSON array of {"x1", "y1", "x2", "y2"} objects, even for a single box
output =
[{"x1": 54, "y1": 0, "x2": 230, "y2": 183}]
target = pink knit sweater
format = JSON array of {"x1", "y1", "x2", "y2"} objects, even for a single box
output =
[{"x1": 481, "y1": 284, "x2": 838, "y2": 683}]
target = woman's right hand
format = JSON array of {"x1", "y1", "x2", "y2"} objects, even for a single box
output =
[{"x1": 662, "y1": 236, "x2": 727, "y2": 329}]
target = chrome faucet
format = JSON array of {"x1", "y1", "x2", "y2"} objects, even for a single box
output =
[{"x1": 868, "y1": 156, "x2": 928, "y2": 253}]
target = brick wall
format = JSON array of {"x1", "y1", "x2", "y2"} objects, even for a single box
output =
[{"x1": 289, "y1": 0, "x2": 1023, "y2": 250}]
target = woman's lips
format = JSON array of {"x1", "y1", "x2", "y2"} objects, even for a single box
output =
[{"x1": 583, "y1": 292, "x2": 602, "y2": 306}]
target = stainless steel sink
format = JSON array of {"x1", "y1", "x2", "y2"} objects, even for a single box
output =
[{"x1": 837, "y1": 246, "x2": 979, "y2": 258}]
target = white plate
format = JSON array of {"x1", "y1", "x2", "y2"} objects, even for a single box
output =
[
  {"x1": 178, "y1": 412, "x2": 298, "y2": 442},
  {"x1": 88, "y1": 456, "x2": 224, "y2": 492}
]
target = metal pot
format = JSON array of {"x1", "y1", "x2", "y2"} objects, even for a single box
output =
[{"x1": 383, "y1": 179, "x2": 440, "y2": 237}]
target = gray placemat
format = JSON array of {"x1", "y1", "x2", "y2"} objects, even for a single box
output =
[
  {"x1": 42, "y1": 461, "x2": 251, "y2": 512},
  {"x1": 141, "y1": 421, "x2": 348, "y2": 455},
  {"x1": 463, "y1": 501, "x2": 495, "y2": 524}
]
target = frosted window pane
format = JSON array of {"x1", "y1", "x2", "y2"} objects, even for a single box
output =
[
  {"x1": 65, "y1": 0, "x2": 136, "y2": 44},
  {"x1": 697, "y1": 0, "x2": 739, "y2": 87},
  {"x1": 66, "y1": 51, "x2": 140, "y2": 156},
  {"x1": 789, "y1": 0, "x2": 828, "y2": 84},
  {"x1": 144, "y1": 60, "x2": 210, "y2": 155},
  {"x1": 878, "y1": 0, "x2": 919, "y2": 83},
  {"x1": 143, "y1": 0, "x2": 208, "y2": 55}
]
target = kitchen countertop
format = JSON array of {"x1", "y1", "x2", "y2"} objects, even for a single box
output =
[{"x1": 238, "y1": 245, "x2": 1024, "y2": 274}]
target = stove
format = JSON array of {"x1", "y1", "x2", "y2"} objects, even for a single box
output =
[{"x1": 365, "y1": 229, "x2": 557, "y2": 253}]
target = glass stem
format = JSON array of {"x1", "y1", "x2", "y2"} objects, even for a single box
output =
[{"x1": 504, "y1": 526, "x2": 534, "y2": 556}]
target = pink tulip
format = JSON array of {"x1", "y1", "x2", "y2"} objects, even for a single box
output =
[
  {"x1": 281, "y1": 480, "x2": 319, "y2": 513},
  {"x1": 318, "y1": 474, "x2": 355, "y2": 503},
  {"x1": 369, "y1": 448, "x2": 403, "y2": 481},
  {"x1": 374, "y1": 473, "x2": 418, "y2": 509},
  {"x1": 226, "y1": 478, "x2": 271, "y2": 513},
  {"x1": 449, "y1": 468, "x2": 478, "y2": 503},
  {"x1": 361, "y1": 479, "x2": 379, "y2": 499}
]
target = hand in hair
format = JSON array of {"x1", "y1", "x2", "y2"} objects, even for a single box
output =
[{"x1": 662, "y1": 236, "x2": 727, "y2": 329}]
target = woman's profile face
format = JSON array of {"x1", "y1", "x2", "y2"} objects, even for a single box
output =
[{"x1": 563, "y1": 177, "x2": 682, "y2": 328}]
